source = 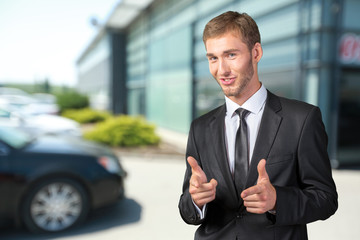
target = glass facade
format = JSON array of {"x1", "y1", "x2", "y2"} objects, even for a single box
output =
[
  {"x1": 127, "y1": 14, "x2": 148, "y2": 117},
  {"x1": 336, "y1": 0, "x2": 360, "y2": 166},
  {"x1": 78, "y1": 0, "x2": 360, "y2": 166},
  {"x1": 77, "y1": 34, "x2": 111, "y2": 110},
  {"x1": 126, "y1": 0, "x2": 196, "y2": 133}
]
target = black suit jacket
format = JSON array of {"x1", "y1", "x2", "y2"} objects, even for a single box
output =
[{"x1": 179, "y1": 91, "x2": 338, "y2": 240}]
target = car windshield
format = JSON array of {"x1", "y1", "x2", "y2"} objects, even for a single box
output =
[{"x1": 0, "y1": 127, "x2": 33, "y2": 148}]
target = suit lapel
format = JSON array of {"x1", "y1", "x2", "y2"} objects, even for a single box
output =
[
  {"x1": 209, "y1": 105, "x2": 238, "y2": 199},
  {"x1": 246, "y1": 91, "x2": 283, "y2": 188}
]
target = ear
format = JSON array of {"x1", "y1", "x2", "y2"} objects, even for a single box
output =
[{"x1": 252, "y1": 42, "x2": 263, "y2": 63}]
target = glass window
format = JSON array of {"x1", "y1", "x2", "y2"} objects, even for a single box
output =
[
  {"x1": 260, "y1": 70, "x2": 297, "y2": 99},
  {"x1": 149, "y1": 26, "x2": 191, "y2": 71},
  {"x1": 195, "y1": 77, "x2": 224, "y2": 117},
  {"x1": 237, "y1": 0, "x2": 297, "y2": 18},
  {"x1": 194, "y1": 40, "x2": 206, "y2": 61},
  {"x1": 128, "y1": 88, "x2": 146, "y2": 116},
  {"x1": 147, "y1": 69, "x2": 192, "y2": 133},
  {"x1": 309, "y1": 0, "x2": 322, "y2": 30},
  {"x1": 78, "y1": 34, "x2": 110, "y2": 75},
  {"x1": 147, "y1": 25, "x2": 192, "y2": 133},
  {"x1": 319, "y1": 32, "x2": 338, "y2": 64},
  {"x1": 322, "y1": 0, "x2": 339, "y2": 28},
  {"x1": 260, "y1": 38, "x2": 299, "y2": 70},
  {"x1": 194, "y1": 60, "x2": 210, "y2": 78},
  {"x1": 196, "y1": 0, "x2": 232, "y2": 17},
  {"x1": 304, "y1": 69, "x2": 319, "y2": 106},
  {"x1": 343, "y1": 0, "x2": 360, "y2": 30},
  {"x1": 308, "y1": 32, "x2": 320, "y2": 60},
  {"x1": 256, "y1": 4, "x2": 299, "y2": 43}
]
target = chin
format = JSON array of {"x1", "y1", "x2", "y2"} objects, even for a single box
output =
[{"x1": 221, "y1": 87, "x2": 240, "y2": 97}]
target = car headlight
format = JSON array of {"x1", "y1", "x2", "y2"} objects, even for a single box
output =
[{"x1": 97, "y1": 156, "x2": 121, "y2": 174}]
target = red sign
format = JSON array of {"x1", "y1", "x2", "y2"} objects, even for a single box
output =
[{"x1": 339, "y1": 33, "x2": 360, "y2": 64}]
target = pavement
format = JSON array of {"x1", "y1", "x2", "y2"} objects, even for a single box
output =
[{"x1": 1, "y1": 129, "x2": 359, "y2": 239}]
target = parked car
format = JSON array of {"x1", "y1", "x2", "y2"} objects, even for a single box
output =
[
  {"x1": 0, "y1": 126, "x2": 127, "y2": 233},
  {"x1": 0, "y1": 87, "x2": 59, "y2": 115},
  {"x1": 0, "y1": 105, "x2": 82, "y2": 137}
]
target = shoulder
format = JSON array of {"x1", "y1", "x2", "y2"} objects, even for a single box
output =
[
  {"x1": 268, "y1": 91, "x2": 319, "y2": 117},
  {"x1": 192, "y1": 104, "x2": 225, "y2": 125}
]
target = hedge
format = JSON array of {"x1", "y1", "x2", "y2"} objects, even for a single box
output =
[
  {"x1": 62, "y1": 108, "x2": 111, "y2": 124},
  {"x1": 56, "y1": 91, "x2": 89, "y2": 112},
  {"x1": 84, "y1": 115, "x2": 160, "y2": 147}
]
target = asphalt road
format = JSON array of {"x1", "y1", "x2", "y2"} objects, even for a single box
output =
[{"x1": 1, "y1": 153, "x2": 360, "y2": 239}]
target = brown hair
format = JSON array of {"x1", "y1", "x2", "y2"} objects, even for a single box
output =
[{"x1": 203, "y1": 11, "x2": 261, "y2": 50}]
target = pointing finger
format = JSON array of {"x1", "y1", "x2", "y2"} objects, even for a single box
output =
[
  {"x1": 241, "y1": 185, "x2": 261, "y2": 199},
  {"x1": 210, "y1": 178, "x2": 218, "y2": 188},
  {"x1": 187, "y1": 156, "x2": 208, "y2": 185},
  {"x1": 187, "y1": 156, "x2": 202, "y2": 174}
]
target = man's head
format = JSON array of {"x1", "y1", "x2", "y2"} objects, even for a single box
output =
[
  {"x1": 203, "y1": 12, "x2": 263, "y2": 105},
  {"x1": 203, "y1": 11, "x2": 261, "y2": 51}
]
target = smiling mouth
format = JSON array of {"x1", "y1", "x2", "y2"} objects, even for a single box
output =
[{"x1": 220, "y1": 77, "x2": 236, "y2": 85}]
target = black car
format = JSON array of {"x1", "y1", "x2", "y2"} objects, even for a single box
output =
[{"x1": 0, "y1": 126, "x2": 127, "y2": 233}]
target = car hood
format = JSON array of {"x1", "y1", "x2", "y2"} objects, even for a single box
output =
[{"x1": 23, "y1": 135, "x2": 114, "y2": 157}]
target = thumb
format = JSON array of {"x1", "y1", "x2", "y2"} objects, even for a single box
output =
[{"x1": 257, "y1": 159, "x2": 269, "y2": 181}]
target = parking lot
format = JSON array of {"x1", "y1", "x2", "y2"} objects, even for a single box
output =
[{"x1": 1, "y1": 151, "x2": 360, "y2": 240}]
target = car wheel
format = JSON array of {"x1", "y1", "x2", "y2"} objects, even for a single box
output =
[{"x1": 22, "y1": 178, "x2": 89, "y2": 233}]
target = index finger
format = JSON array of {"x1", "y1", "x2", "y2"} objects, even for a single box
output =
[{"x1": 241, "y1": 185, "x2": 261, "y2": 199}]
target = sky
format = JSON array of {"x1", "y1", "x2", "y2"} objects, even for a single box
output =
[{"x1": 0, "y1": 0, "x2": 119, "y2": 87}]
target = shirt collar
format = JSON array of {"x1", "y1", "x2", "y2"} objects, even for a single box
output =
[{"x1": 225, "y1": 84, "x2": 267, "y2": 117}]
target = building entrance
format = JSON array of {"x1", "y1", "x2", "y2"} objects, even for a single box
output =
[{"x1": 337, "y1": 69, "x2": 360, "y2": 166}]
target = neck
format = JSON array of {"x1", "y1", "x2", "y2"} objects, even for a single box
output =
[{"x1": 229, "y1": 80, "x2": 261, "y2": 106}]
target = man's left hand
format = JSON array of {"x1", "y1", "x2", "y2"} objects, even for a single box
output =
[{"x1": 241, "y1": 159, "x2": 276, "y2": 214}]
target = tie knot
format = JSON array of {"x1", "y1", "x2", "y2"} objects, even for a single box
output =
[{"x1": 235, "y1": 108, "x2": 250, "y2": 119}]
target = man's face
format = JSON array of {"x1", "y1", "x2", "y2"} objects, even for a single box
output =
[{"x1": 205, "y1": 32, "x2": 255, "y2": 99}]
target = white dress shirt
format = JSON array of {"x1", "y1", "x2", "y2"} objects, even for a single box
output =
[
  {"x1": 224, "y1": 84, "x2": 267, "y2": 175},
  {"x1": 194, "y1": 84, "x2": 268, "y2": 218}
]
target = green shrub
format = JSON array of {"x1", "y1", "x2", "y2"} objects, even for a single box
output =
[
  {"x1": 84, "y1": 115, "x2": 160, "y2": 147},
  {"x1": 62, "y1": 108, "x2": 111, "y2": 124},
  {"x1": 56, "y1": 91, "x2": 89, "y2": 112}
]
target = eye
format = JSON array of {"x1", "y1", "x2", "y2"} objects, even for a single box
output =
[
  {"x1": 228, "y1": 53, "x2": 236, "y2": 58},
  {"x1": 208, "y1": 56, "x2": 217, "y2": 62}
]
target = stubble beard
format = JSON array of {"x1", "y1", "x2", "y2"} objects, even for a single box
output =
[{"x1": 220, "y1": 58, "x2": 254, "y2": 98}]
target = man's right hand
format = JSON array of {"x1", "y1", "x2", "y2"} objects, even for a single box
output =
[{"x1": 187, "y1": 156, "x2": 218, "y2": 208}]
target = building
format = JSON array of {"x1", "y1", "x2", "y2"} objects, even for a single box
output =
[{"x1": 76, "y1": 0, "x2": 360, "y2": 167}]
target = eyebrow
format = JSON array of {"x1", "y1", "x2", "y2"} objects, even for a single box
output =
[{"x1": 206, "y1": 48, "x2": 241, "y2": 57}]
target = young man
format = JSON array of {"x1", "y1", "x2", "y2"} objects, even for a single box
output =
[{"x1": 179, "y1": 11, "x2": 337, "y2": 240}]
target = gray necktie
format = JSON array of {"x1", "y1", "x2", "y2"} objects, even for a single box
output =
[{"x1": 234, "y1": 108, "x2": 250, "y2": 196}]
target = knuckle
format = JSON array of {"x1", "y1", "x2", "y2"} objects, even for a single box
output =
[{"x1": 261, "y1": 194, "x2": 267, "y2": 201}]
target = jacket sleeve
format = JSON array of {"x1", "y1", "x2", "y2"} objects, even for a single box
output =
[
  {"x1": 274, "y1": 107, "x2": 338, "y2": 226},
  {"x1": 178, "y1": 121, "x2": 206, "y2": 225}
]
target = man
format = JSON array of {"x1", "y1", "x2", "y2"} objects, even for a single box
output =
[{"x1": 178, "y1": 11, "x2": 337, "y2": 240}]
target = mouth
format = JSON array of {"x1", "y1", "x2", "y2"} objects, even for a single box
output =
[{"x1": 220, "y1": 77, "x2": 236, "y2": 85}]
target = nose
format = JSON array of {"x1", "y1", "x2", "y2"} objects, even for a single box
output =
[{"x1": 218, "y1": 59, "x2": 230, "y2": 76}]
